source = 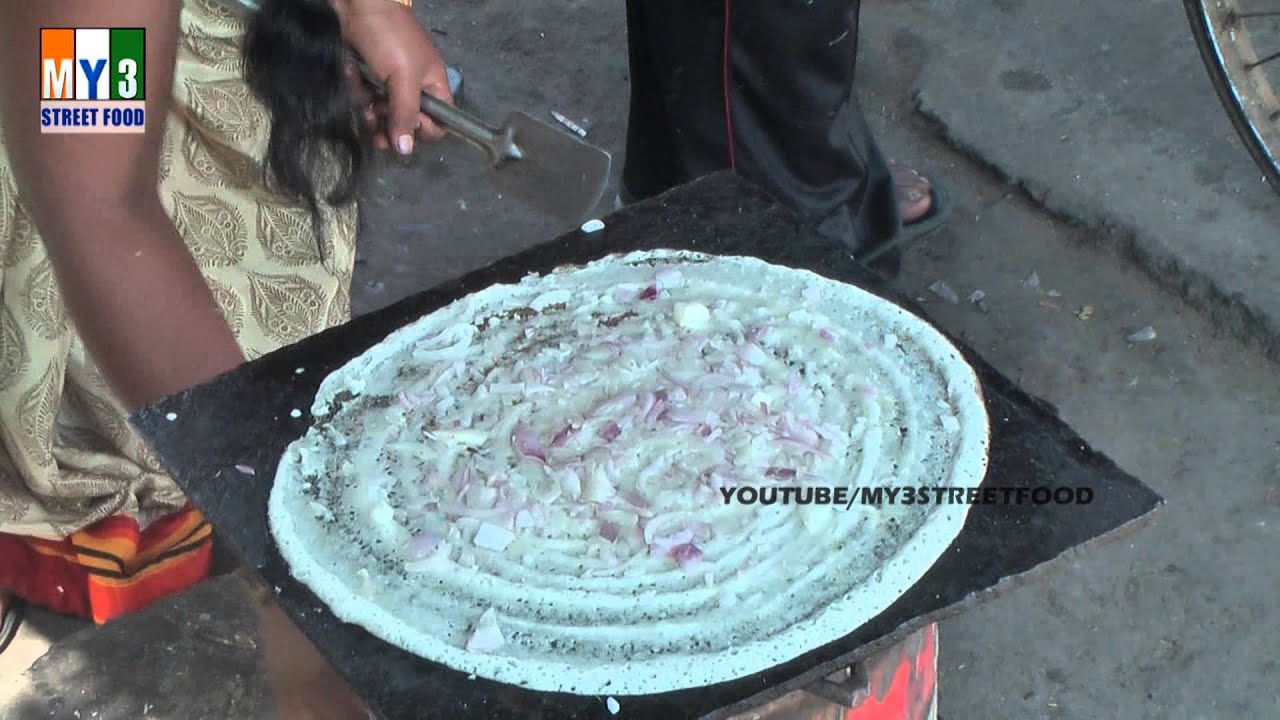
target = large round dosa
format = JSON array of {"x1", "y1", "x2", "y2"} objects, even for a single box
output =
[{"x1": 269, "y1": 249, "x2": 989, "y2": 695}]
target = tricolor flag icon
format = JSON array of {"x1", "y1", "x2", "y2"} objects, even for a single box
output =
[{"x1": 40, "y1": 28, "x2": 147, "y2": 133}]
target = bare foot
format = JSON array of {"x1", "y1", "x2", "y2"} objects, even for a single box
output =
[
  {"x1": 888, "y1": 159, "x2": 934, "y2": 224},
  {"x1": 257, "y1": 599, "x2": 371, "y2": 720}
]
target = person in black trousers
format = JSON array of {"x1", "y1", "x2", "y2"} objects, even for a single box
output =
[{"x1": 621, "y1": 0, "x2": 949, "y2": 276}]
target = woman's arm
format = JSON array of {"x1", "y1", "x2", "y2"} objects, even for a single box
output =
[{"x1": 0, "y1": 1, "x2": 244, "y2": 411}]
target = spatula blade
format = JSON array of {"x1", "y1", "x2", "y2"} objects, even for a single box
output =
[{"x1": 490, "y1": 112, "x2": 612, "y2": 225}]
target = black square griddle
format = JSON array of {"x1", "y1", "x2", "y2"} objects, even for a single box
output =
[{"x1": 131, "y1": 172, "x2": 1162, "y2": 720}]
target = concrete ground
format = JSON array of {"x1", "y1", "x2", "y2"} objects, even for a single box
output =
[{"x1": 3, "y1": 0, "x2": 1278, "y2": 718}]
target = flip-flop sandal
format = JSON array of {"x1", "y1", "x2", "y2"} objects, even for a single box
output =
[
  {"x1": 900, "y1": 178, "x2": 952, "y2": 242},
  {"x1": 446, "y1": 66, "x2": 464, "y2": 102},
  {"x1": 0, "y1": 596, "x2": 25, "y2": 655},
  {"x1": 857, "y1": 178, "x2": 953, "y2": 266}
]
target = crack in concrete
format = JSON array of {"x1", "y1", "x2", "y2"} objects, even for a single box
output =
[{"x1": 913, "y1": 99, "x2": 1280, "y2": 363}]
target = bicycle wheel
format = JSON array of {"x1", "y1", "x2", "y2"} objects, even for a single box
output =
[{"x1": 1184, "y1": 0, "x2": 1280, "y2": 193}]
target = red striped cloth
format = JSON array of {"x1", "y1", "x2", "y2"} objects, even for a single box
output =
[
  {"x1": 0, "y1": 504, "x2": 212, "y2": 624},
  {"x1": 845, "y1": 624, "x2": 938, "y2": 720}
]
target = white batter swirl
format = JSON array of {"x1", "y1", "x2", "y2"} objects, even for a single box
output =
[{"x1": 269, "y1": 250, "x2": 989, "y2": 695}]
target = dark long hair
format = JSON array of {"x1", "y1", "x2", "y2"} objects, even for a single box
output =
[{"x1": 241, "y1": 0, "x2": 368, "y2": 246}]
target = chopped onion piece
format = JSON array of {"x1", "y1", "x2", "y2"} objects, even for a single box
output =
[
  {"x1": 592, "y1": 392, "x2": 636, "y2": 418},
  {"x1": 308, "y1": 501, "x2": 334, "y2": 522},
  {"x1": 624, "y1": 489, "x2": 650, "y2": 509},
  {"x1": 514, "y1": 509, "x2": 535, "y2": 528},
  {"x1": 368, "y1": 502, "x2": 397, "y2": 529},
  {"x1": 639, "y1": 284, "x2": 659, "y2": 301},
  {"x1": 765, "y1": 467, "x2": 797, "y2": 480},
  {"x1": 403, "y1": 533, "x2": 441, "y2": 560},
  {"x1": 780, "y1": 414, "x2": 822, "y2": 447},
  {"x1": 599, "y1": 509, "x2": 640, "y2": 529},
  {"x1": 465, "y1": 608, "x2": 505, "y2": 653},
  {"x1": 702, "y1": 468, "x2": 730, "y2": 489},
  {"x1": 649, "y1": 529, "x2": 694, "y2": 550},
  {"x1": 404, "y1": 541, "x2": 452, "y2": 572},
  {"x1": 818, "y1": 328, "x2": 836, "y2": 342},
  {"x1": 786, "y1": 374, "x2": 803, "y2": 395},
  {"x1": 665, "y1": 408, "x2": 711, "y2": 426},
  {"x1": 560, "y1": 469, "x2": 583, "y2": 499},
  {"x1": 740, "y1": 342, "x2": 769, "y2": 366},
  {"x1": 671, "y1": 543, "x2": 703, "y2": 568},
  {"x1": 435, "y1": 503, "x2": 506, "y2": 521},
  {"x1": 644, "y1": 396, "x2": 668, "y2": 424},
  {"x1": 696, "y1": 373, "x2": 733, "y2": 390},
  {"x1": 654, "y1": 266, "x2": 683, "y2": 289},
  {"x1": 413, "y1": 324, "x2": 474, "y2": 358},
  {"x1": 426, "y1": 429, "x2": 488, "y2": 448},
  {"x1": 814, "y1": 423, "x2": 841, "y2": 440},
  {"x1": 466, "y1": 485, "x2": 499, "y2": 510},
  {"x1": 598, "y1": 520, "x2": 620, "y2": 542},
  {"x1": 673, "y1": 302, "x2": 711, "y2": 331},
  {"x1": 511, "y1": 423, "x2": 548, "y2": 463},
  {"x1": 451, "y1": 465, "x2": 474, "y2": 491},
  {"x1": 530, "y1": 289, "x2": 573, "y2": 312},
  {"x1": 637, "y1": 392, "x2": 656, "y2": 418},
  {"x1": 473, "y1": 522, "x2": 515, "y2": 552},
  {"x1": 583, "y1": 470, "x2": 617, "y2": 502},
  {"x1": 600, "y1": 422, "x2": 623, "y2": 443},
  {"x1": 551, "y1": 422, "x2": 579, "y2": 448}
]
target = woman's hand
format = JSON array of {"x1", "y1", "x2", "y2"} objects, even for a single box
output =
[{"x1": 334, "y1": 0, "x2": 453, "y2": 155}]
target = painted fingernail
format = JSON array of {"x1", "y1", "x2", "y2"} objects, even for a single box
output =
[{"x1": 397, "y1": 134, "x2": 413, "y2": 155}]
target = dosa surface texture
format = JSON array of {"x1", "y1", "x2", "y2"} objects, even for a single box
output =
[{"x1": 269, "y1": 250, "x2": 989, "y2": 694}]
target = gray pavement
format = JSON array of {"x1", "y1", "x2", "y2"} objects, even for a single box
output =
[
  {"x1": 2, "y1": 0, "x2": 1278, "y2": 718},
  {"x1": 903, "y1": 0, "x2": 1280, "y2": 362}
]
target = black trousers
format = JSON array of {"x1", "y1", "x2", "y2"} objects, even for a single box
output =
[{"x1": 623, "y1": 0, "x2": 899, "y2": 254}]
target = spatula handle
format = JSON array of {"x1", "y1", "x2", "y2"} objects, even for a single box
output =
[{"x1": 353, "y1": 59, "x2": 518, "y2": 166}]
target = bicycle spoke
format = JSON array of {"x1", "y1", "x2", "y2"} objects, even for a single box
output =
[{"x1": 1246, "y1": 50, "x2": 1280, "y2": 70}]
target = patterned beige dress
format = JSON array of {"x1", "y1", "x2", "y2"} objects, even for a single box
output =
[{"x1": 0, "y1": 0, "x2": 356, "y2": 540}]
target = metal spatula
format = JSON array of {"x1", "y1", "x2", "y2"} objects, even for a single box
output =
[{"x1": 356, "y1": 61, "x2": 612, "y2": 224}]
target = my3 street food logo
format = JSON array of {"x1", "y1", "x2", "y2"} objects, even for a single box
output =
[
  {"x1": 721, "y1": 485, "x2": 1095, "y2": 509},
  {"x1": 40, "y1": 28, "x2": 146, "y2": 134}
]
